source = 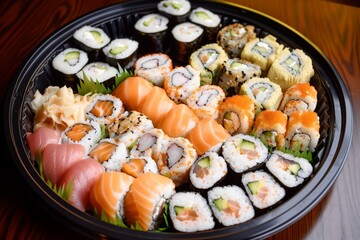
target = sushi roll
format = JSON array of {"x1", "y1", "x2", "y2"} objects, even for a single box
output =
[
  {"x1": 185, "y1": 117, "x2": 230, "y2": 155},
  {"x1": 216, "y1": 95, "x2": 255, "y2": 135},
  {"x1": 285, "y1": 110, "x2": 320, "y2": 152},
  {"x1": 169, "y1": 192, "x2": 214, "y2": 232},
  {"x1": 158, "y1": 103, "x2": 199, "y2": 138},
  {"x1": 242, "y1": 170, "x2": 285, "y2": 209},
  {"x1": 73, "y1": 25, "x2": 110, "y2": 60},
  {"x1": 222, "y1": 134, "x2": 268, "y2": 173},
  {"x1": 241, "y1": 35, "x2": 284, "y2": 73},
  {"x1": 279, "y1": 83, "x2": 317, "y2": 116},
  {"x1": 90, "y1": 171, "x2": 134, "y2": 221},
  {"x1": 189, "y1": 152, "x2": 227, "y2": 190},
  {"x1": 189, "y1": 43, "x2": 229, "y2": 85},
  {"x1": 121, "y1": 156, "x2": 159, "y2": 178},
  {"x1": 102, "y1": 38, "x2": 139, "y2": 68},
  {"x1": 76, "y1": 62, "x2": 118, "y2": 89},
  {"x1": 85, "y1": 94, "x2": 124, "y2": 125},
  {"x1": 217, "y1": 23, "x2": 256, "y2": 58},
  {"x1": 107, "y1": 111, "x2": 154, "y2": 148},
  {"x1": 61, "y1": 120, "x2": 101, "y2": 154},
  {"x1": 267, "y1": 48, "x2": 315, "y2": 91},
  {"x1": 88, "y1": 138, "x2": 128, "y2": 172},
  {"x1": 134, "y1": 53, "x2": 173, "y2": 86},
  {"x1": 52, "y1": 48, "x2": 88, "y2": 82},
  {"x1": 207, "y1": 185, "x2": 255, "y2": 226},
  {"x1": 157, "y1": 0, "x2": 191, "y2": 27},
  {"x1": 157, "y1": 137, "x2": 197, "y2": 186},
  {"x1": 123, "y1": 172, "x2": 175, "y2": 231},
  {"x1": 189, "y1": 7, "x2": 221, "y2": 43},
  {"x1": 171, "y1": 22, "x2": 204, "y2": 63},
  {"x1": 266, "y1": 150, "x2": 313, "y2": 188},
  {"x1": 219, "y1": 58, "x2": 262, "y2": 96},
  {"x1": 253, "y1": 110, "x2": 288, "y2": 148},
  {"x1": 134, "y1": 13, "x2": 169, "y2": 53},
  {"x1": 186, "y1": 84, "x2": 225, "y2": 119},
  {"x1": 164, "y1": 65, "x2": 201, "y2": 103},
  {"x1": 240, "y1": 77, "x2": 283, "y2": 112}
]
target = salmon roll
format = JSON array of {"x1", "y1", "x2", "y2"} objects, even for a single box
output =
[
  {"x1": 134, "y1": 53, "x2": 173, "y2": 86},
  {"x1": 121, "y1": 156, "x2": 159, "y2": 178},
  {"x1": 267, "y1": 48, "x2": 314, "y2": 91},
  {"x1": 164, "y1": 65, "x2": 201, "y2": 104},
  {"x1": 90, "y1": 171, "x2": 134, "y2": 221},
  {"x1": 123, "y1": 172, "x2": 175, "y2": 231},
  {"x1": 279, "y1": 83, "x2": 317, "y2": 116},
  {"x1": 253, "y1": 110, "x2": 287, "y2": 148},
  {"x1": 157, "y1": 137, "x2": 197, "y2": 186},
  {"x1": 217, "y1": 95, "x2": 255, "y2": 135},
  {"x1": 169, "y1": 192, "x2": 214, "y2": 232},
  {"x1": 242, "y1": 170, "x2": 285, "y2": 209},
  {"x1": 159, "y1": 104, "x2": 199, "y2": 138},
  {"x1": 112, "y1": 76, "x2": 153, "y2": 111},
  {"x1": 85, "y1": 94, "x2": 124, "y2": 125},
  {"x1": 185, "y1": 117, "x2": 230, "y2": 155},
  {"x1": 88, "y1": 138, "x2": 128, "y2": 172},
  {"x1": 186, "y1": 85, "x2": 225, "y2": 119},
  {"x1": 285, "y1": 110, "x2": 320, "y2": 152},
  {"x1": 138, "y1": 86, "x2": 176, "y2": 127}
]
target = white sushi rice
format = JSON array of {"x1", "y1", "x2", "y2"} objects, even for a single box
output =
[
  {"x1": 266, "y1": 150, "x2": 313, "y2": 188},
  {"x1": 169, "y1": 192, "x2": 214, "y2": 232},
  {"x1": 76, "y1": 62, "x2": 118, "y2": 83},
  {"x1": 157, "y1": 0, "x2": 191, "y2": 16},
  {"x1": 172, "y1": 22, "x2": 203, "y2": 43},
  {"x1": 208, "y1": 185, "x2": 255, "y2": 226},
  {"x1": 189, "y1": 7, "x2": 221, "y2": 28},
  {"x1": 242, "y1": 170, "x2": 285, "y2": 209},
  {"x1": 222, "y1": 134, "x2": 268, "y2": 173},
  {"x1": 52, "y1": 48, "x2": 88, "y2": 75},
  {"x1": 135, "y1": 13, "x2": 169, "y2": 34},
  {"x1": 102, "y1": 38, "x2": 138, "y2": 60},
  {"x1": 73, "y1": 25, "x2": 110, "y2": 49}
]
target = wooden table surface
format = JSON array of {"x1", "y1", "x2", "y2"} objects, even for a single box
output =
[{"x1": 1, "y1": 0, "x2": 359, "y2": 239}]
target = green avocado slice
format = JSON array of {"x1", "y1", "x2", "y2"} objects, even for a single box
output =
[
  {"x1": 90, "y1": 30, "x2": 103, "y2": 44},
  {"x1": 213, "y1": 197, "x2": 228, "y2": 211},
  {"x1": 109, "y1": 45, "x2": 128, "y2": 55}
]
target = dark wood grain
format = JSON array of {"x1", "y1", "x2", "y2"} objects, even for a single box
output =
[{"x1": 1, "y1": 0, "x2": 359, "y2": 239}]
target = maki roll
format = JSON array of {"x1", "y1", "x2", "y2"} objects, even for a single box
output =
[
  {"x1": 102, "y1": 38, "x2": 139, "y2": 68},
  {"x1": 267, "y1": 48, "x2": 314, "y2": 91},
  {"x1": 208, "y1": 185, "x2": 255, "y2": 226},
  {"x1": 134, "y1": 53, "x2": 173, "y2": 86},
  {"x1": 189, "y1": 43, "x2": 229, "y2": 85},
  {"x1": 73, "y1": 25, "x2": 110, "y2": 60},
  {"x1": 217, "y1": 95, "x2": 255, "y2": 135},
  {"x1": 76, "y1": 62, "x2": 118, "y2": 89},
  {"x1": 52, "y1": 48, "x2": 88, "y2": 82},
  {"x1": 266, "y1": 150, "x2": 313, "y2": 188},
  {"x1": 285, "y1": 110, "x2": 320, "y2": 152},
  {"x1": 222, "y1": 134, "x2": 268, "y2": 173},
  {"x1": 164, "y1": 65, "x2": 201, "y2": 103},
  {"x1": 253, "y1": 110, "x2": 288, "y2": 148},
  {"x1": 186, "y1": 84, "x2": 225, "y2": 119},
  {"x1": 88, "y1": 138, "x2": 128, "y2": 172},
  {"x1": 157, "y1": 0, "x2": 191, "y2": 27},
  {"x1": 279, "y1": 82, "x2": 317, "y2": 116},
  {"x1": 171, "y1": 22, "x2": 204, "y2": 63},
  {"x1": 219, "y1": 58, "x2": 262, "y2": 96},
  {"x1": 134, "y1": 13, "x2": 169, "y2": 53},
  {"x1": 217, "y1": 23, "x2": 256, "y2": 58},
  {"x1": 242, "y1": 170, "x2": 285, "y2": 209},
  {"x1": 240, "y1": 77, "x2": 283, "y2": 112},
  {"x1": 241, "y1": 35, "x2": 284, "y2": 73},
  {"x1": 189, "y1": 152, "x2": 227, "y2": 190},
  {"x1": 189, "y1": 7, "x2": 221, "y2": 43},
  {"x1": 169, "y1": 192, "x2": 215, "y2": 232},
  {"x1": 121, "y1": 156, "x2": 159, "y2": 178}
]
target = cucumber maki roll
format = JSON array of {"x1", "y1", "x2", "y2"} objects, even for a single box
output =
[
  {"x1": 189, "y1": 7, "x2": 221, "y2": 43},
  {"x1": 157, "y1": 0, "x2": 191, "y2": 27},
  {"x1": 189, "y1": 43, "x2": 228, "y2": 85},
  {"x1": 76, "y1": 62, "x2": 118, "y2": 89},
  {"x1": 102, "y1": 38, "x2": 139, "y2": 68}
]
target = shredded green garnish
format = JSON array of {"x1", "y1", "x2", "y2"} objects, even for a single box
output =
[
  {"x1": 77, "y1": 72, "x2": 113, "y2": 95},
  {"x1": 95, "y1": 209, "x2": 128, "y2": 228},
  {"x1": 278, "y1": 143, "x2": 313, "y2": 162},
  {"x1": 100, "y1": 124, "x2": 108, "y2": 140},
  {"x1": 115, "y1": 64, "x2": 134, "y2": 87}
]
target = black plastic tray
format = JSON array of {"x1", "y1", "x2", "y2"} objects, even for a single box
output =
[{"x1": 3, "y1": 0, "x2": 353, "y2": 239}]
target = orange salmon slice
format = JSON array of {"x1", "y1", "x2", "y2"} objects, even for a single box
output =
[
  {"x1": 121, "y1": 158, "x2": 146, "y2": 178},
  {"x1": 90, "y1": 100, "x2": 114, "y2": 117},
  {"x1": 89, "y1": 142, "x2": 117, "y2": 163},
  {"x1": 65, "y1": 123, "x2": 92, "y2": 142}
]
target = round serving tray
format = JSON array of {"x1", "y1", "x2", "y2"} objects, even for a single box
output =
[{"x1": 3, "y1": 0, "x2": 353, "y2": 239}]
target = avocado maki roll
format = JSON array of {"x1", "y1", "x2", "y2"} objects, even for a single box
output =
[
  {"x1": 189, "y1": 7, "x2": 221, "y2": 43},
  {"x1": 102, "y1": 38, "x2": 139, "y2": 68},
  {"x1": 157, "y1": 0, "x2": 191, "y2": 27},
  {"x1": 76, "y1": 62, "x2": 118, "y2": 88}
]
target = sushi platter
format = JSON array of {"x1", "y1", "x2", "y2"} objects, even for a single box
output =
[{"x1": 3, "y1": 0, "x2": 352, "y2": 239}]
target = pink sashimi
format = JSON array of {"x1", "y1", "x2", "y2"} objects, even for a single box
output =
[
  {"x1": 26, "y1": 126, "x2": 61, "y2": 159},
  {"x1": 59, "y1": 158, "x2": 105, "y2": 212},
  {"x1": 42, "y1": 143, "x2": 86, "y2": 185}
]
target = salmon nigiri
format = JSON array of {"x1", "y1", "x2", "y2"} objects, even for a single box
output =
[
  {"x1": 123, "y1": 172, "x2": 175, "y2": 231},
  {"x1": 121, "y1": 157, "x2": 158, "y2": 178},
  {"x1": 112, "y1": 76, "x2": 153, "y2": 111},
  {"x1": 90, "y1": 171, "x2": 134, "y2": 221}
]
